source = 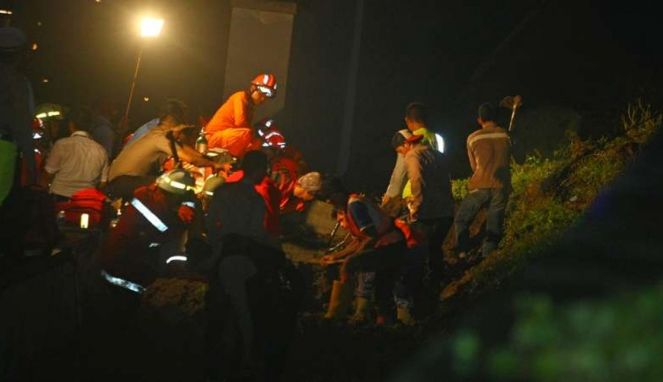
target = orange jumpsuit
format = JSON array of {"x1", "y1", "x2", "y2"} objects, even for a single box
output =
[{"x1": 206, "y1": 91, "x2": 255, "y2": 158}]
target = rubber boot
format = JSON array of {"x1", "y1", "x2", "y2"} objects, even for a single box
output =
[
  {"x1": 349, "y1": 297, "x2": 372, "y2": 324},
  {"x1": 324, "y1": 280, "x2": 353, "y2": 319},
  {"x1": 397, "y1": 306, "x2": 416, "y2": 326}
]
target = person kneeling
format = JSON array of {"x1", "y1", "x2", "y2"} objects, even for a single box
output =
[{"x1": 320, "y1": 178, "x2": 406, "y2": 325}]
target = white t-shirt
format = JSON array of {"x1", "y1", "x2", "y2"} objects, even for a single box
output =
[{"x1": 45, "y1": 131, "x2": 109, "y2": 197}]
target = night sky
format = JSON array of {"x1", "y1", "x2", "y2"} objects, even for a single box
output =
[{"x1": 3, "y1": 0, "x2": 662, "y2": 191}]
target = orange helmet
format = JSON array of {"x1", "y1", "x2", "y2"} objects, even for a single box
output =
[{"x1": 251, "y1": 74, "x2": 278, "y2": 98}]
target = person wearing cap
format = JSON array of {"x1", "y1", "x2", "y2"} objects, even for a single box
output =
[
  {"x1": 107, "y1": 115, "x2": 225, "y2": 201},
  {"x1": 381, "y1": 103, "x2": 438, "y2": 216},
  {"x1": 204, "y1": 74, "x2": 278, "y2": 158},
  {"x1": 281, "y1": 171, "x2": 322, "y2": 214},
  {"x1": 100, "y1": 168, "x2": 197, "y2": 292},
  {"x1": 0, "y1": 26, "x2": 37, "y2": 202},
  {"x1": 391, "y1": 130, "x2": 454, "y2": 317},
  {"x1": 91, "y1": 168, "x2": 198, "y2": 375}
]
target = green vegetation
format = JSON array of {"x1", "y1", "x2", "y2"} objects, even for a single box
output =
[
  {"x1": 443, "y1": 101, "x2": 662, "y2": 381},
  {"x1": 444, "y1": 101, "x2": 661, "y2": 299},
  {"x1": 449, "y1": 283, "x2": 663, "y2": 382}
]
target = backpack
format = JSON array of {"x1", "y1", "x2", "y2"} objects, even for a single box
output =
[{"x1": 54, "y1": 187, "x2": 109, "y2": 228}]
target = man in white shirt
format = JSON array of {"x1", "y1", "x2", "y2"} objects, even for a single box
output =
[{"x1": 40, "y1": 107, "x2": 109, "y2": 200}]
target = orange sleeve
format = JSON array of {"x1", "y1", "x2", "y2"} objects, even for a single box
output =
[{"x1": 234, "y1": 93, "x2": 253, "y2": 129}]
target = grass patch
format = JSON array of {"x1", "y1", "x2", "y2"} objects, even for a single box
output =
[{"x1": 443, "y1": 101, "x2": 661, "y2": 299}]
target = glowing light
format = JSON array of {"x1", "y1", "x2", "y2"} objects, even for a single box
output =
[
  {"x1": 47, "y1": 111, "x2": 60, "y2": 117},
  {"x1": 435, "y1": 133, "x2": 445, "y2": 153},
  {"x1": 166, "y1": 255, "x2": 187, "y2": 264},
  {"x1": 42, "y1": 78, "x2": 49, "y2": 83},
  {"x1": 131, "y1": 198, "x2": 168, "y2": 232},
  {"x1": 0, "y1": 10, "x2": 13, "y2": 15},
  {"x1": 143, "y1": 96, "x2": 150, "y2": 102},
  {"x1": 141, "y1": 18, "x2": 164, "y2": 37},
  {"x1": 101, "y1": 270, "x2": 145, "y2": 294},
  {"x1": 80, "y1": 213, "x2": 89, "y2": 229},
  {"x1": 32, "y1": 43, "x2": 38, "y2": 51},
  {"x1": 36, "y1": 113, "x2": 47, "y2": 119},
  {"x1": 37, "y1": 21, "x2": 42, "y2": 26}
]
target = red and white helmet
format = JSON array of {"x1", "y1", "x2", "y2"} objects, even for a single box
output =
[
  {"x1": 256, "y1": 118, "x2": 286, "y2": 149},
  {"x1": 251, "y1": 74, "x2": 278, "y2": 98}
]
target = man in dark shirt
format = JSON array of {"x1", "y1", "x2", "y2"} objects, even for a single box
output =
[{"x1": 455, "y1": 102, "x2": 511, "y2": 258}]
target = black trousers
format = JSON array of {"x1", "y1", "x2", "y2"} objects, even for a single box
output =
[
  {"x1": 413, "y1": 217, "x2": 454, "y2": 282},
  {"x1": 107, "y1": 175, "x2": 155, "y2": 200}
]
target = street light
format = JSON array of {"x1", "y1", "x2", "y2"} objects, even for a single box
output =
[
  {"x1": 121, "y1": 17, "x2": 164, "y2": 131},
  {"x1": 141, "y1": 18, "x2": 164, "y2": 37}
]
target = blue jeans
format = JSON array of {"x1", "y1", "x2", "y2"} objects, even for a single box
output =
[{"x1": 454, "y1": 188, "x2": 509, "y2": 256}]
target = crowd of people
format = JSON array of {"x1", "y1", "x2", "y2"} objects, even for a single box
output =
[{"x1": 0, "y1": 25, "x2": 512, "y2": 381}]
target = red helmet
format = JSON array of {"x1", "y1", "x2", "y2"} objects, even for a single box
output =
[
  {"x1": 255, "y1": 118, "x2": 286, "y2": 149},
  {"x1": 251, "y1": 74, "x2": 278, "y2": 98}
]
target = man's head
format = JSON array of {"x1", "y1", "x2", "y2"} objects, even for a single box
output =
[
  {"x1": 241, "y1": 150, "x2": 269, "y2": 184},
  {"x1": 67, "y1": 107, "x2": 93, "y2": 134},
  {"x1": 318, "y1": 176, "x2": 349, "y2": 218},
  {"x1": 293, "y1": 172, "x2": 322, "y2": 202},
  {"x1": 172, "y1": 126, "x2": 199, "y2": 148},
  {"x1": 250, "y1": 74, "x2": 277, "y2": 106},
  {"x1": 0, "y1": 27, "x2": 26, "y2": 66},
  {"x1": 159, "y1": 99, "x2": 188, "y2": 126},
  {"x1": 404, "y1": 102, "x2": 428, "y2": 131},
  {"x1": 477, "y1": 102, "x2": 499, "y2": 127}
]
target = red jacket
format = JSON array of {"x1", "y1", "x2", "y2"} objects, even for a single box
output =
[
  {"x1": 100, "y1": 185, "x2": 185, "y2": 285},
  {"x1": 270, "y1": 156, "x2": 302, "y2": 212}
]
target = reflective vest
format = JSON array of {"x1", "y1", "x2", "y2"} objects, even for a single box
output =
[
  {"x1": 344, "y1": 194, "x2": 403, "y2": 248},
  {"x1": 100, "y1": 185, "x2": 183, "y2": 286}
]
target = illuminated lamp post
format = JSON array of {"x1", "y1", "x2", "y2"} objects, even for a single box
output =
[{"x1": 121, "y1": 17, "x2": 164, "y2": 130}]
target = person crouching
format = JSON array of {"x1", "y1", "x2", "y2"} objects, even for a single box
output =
[{"x1": 319, "y1": 178, "x2": 406, "y2": 325}]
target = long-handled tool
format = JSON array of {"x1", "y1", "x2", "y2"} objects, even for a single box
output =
[{"x1": 500, "y1": 95, "x2": 523, "y2": 131}]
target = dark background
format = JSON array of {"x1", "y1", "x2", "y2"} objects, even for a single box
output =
[{"x1": 2, "y1": 0, "x2": 662, "y2": 191}]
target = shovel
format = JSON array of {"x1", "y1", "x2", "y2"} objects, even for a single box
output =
[{"x1": 499, "y1": 95, "x2": 523, "y2": 132}]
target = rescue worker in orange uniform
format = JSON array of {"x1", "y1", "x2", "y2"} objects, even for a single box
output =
[{"x1": 205, "y1": 74, "x2": 277, "y2": 159}]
